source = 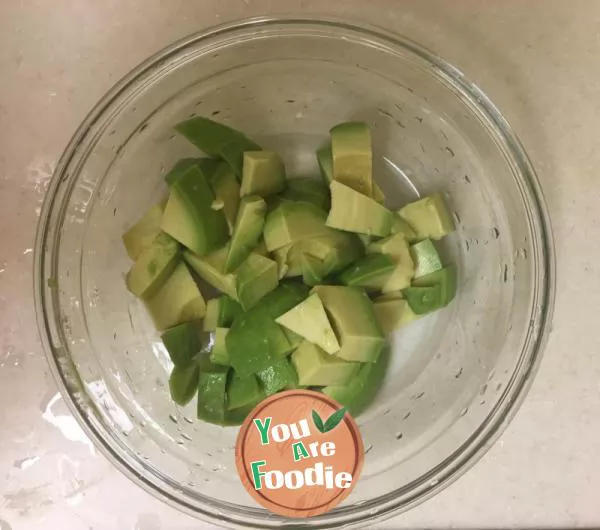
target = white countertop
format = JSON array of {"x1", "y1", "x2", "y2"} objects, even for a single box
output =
[{"x1": 1, "y1": 1, "x2": 599, "y2": 528}]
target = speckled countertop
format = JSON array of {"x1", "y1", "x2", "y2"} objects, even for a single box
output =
[{"x1": 1, "y1": 1, "x2": 599, "y2": 529}]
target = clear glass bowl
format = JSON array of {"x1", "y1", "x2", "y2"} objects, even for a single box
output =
[{"x1": 34, "y1": 17, "x2": 555, "y2": 529}]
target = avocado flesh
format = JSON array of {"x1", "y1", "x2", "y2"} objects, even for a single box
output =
[
  {"x1": 410, "y1": 239, "x2": 443, "y2": 278},
  {"x1": 161, "y1": 321, "x2": 205, "y2": 367},
  {"x1": 372, "y1": 298, "x2": 408, "y2": 334},
  {"x1": 122, "y1": 202, "x2": 167, "y2": 261},
  {"x1": 225, "y1": 195, "x2": 267, "y2": 273},
  {"x1": 209, "y1": 327, "x2": 230, "y2": 366},
  {"x1": 257, "y1": 358, "x2": 299, "y2": 396},
  {"x1": 316, "y1": 145, "x2": 334, "y2": 183},
  {"x1": 330, "y1": 122, "x2": 373, "y2": 196},
  {"x1": 235, "y1": 253, "x2": 279, "y2": 310},
  {"x1": 227, "y1": 374, "x2": 264, "y2": 410},
  {"x1": 240, "y1": 151, "x2": 286, "y2": 197},
  {"x1": 291, "y1": 341, "x2": 360, "y2": 386},
  {"x1": 399, "y1": 193, "x2": 455, "y2": 240},
  {"x1": 282, "y1": 177, "x2": 330, "y2": 211},
  {"x1": 338, "y1": 253, "x2": 396, "y2": 290},
  {"x1": 368, "y1": 233, "x2": 415, "y2": 292},
  {"x1": 209, "y1": 162, "x2": 240, "y2": 233},
  {"x1": 197, "y1": 366, "x2": 229, "y2": 423},
  {"x1": 411, "y1": 264, "x2": 457, "y2": 308},
  {"x1": 184, "y1": 246, "x2": 237, "y2": 300},
  {"x1": 169, "y1": 364, "x2": 200, "y2": 406}
]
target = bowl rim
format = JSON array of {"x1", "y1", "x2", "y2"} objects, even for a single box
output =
[{"x1": 34, "y1": 15, "x2": 556, "y2": 529}]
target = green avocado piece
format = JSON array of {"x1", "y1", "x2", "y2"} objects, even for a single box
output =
[
  {"x1": 410, "y1": 239, "x2": 443, "y2": 278},
  {"x1": 291, "y1": 341, "x2": 360, "y2": 386},
  {"x1": 184, "y1": 246, "x2": 237, "y2": 300},
  {"x1": 311, "y1": 285, "x2": 385, "y2": 363},
  {"x1": 412, "y1": 264, "x2": 457, "y2": 307},
  {"x1": 203, "y1": 299, "x2": 219, "y2": 331},
  {"x1": 227, "y1": 374, "x2": 263, "y2": 410},
  {"x1": 390, "y1": 215, "x2": 418, "y2": 242},
  {"x1": 330, "y1": 122, "x2": 372, "y2": 197},
  {"x1": 161, "y1": 165, "x2": 229, "y2": 256},
  {"x1": 275, "y1": 293, "x2": 340, "y2": 354},
  {"x1": 282, "y1": 178, "x2": 331, "y2": 211},
  {"x1": 161, "y1": 321, "x2": 205, "y2": 367},
  {"x1": 316, "y1": 145, "x2": 334, "y2": 183},
  {"x1": 326, "y1": 181, "x2": 394, "y2": 237},
  {"x1": 144, "y1": 262, "x2": 206, "y2": 330},
  {"x1": 126, "y1": 232, "x2": 180, "y2": 298},
  {"x1": 209, "y1": 327, "x2": 230, "y2": 366},
  {"x1": 300, "y1": 254, "x2": 325, "y2": 286},
  {"x1": 368, "y1": 233, "x2": 415, "y2": 292},
  {"x1": 208, "y1": 162, "x2": 241, "y2": 233},
  {"x1": 169, "y1": 363, "x2": 200, "y2": 406},
  {"x1": 203, "y1": 295, "x2": 244, "y2": 331},
  {"x1": 223, "y1": 401, "x2": 260, "y2": 426},
  {"x1": 225, "y1": 195, "x2": 267, "y2": 273},
  {"x1": 235, "y1": 253, "x2": 279, "y2": 310},
  {"x1": 240, "y1": 151, "x2": 286, "y2": 197},
  {"x1": 338, "y1": 253, "x2": 396, "y2": 290},
  {"x1": 372, "y1": 298, "x2": 408, "y2": 334},
  {"x1": 402, "y1": 285, "x2": 443, "y2": 315},
  {"x1": 122, "y1": 201, "x2": 167, "y2": 261},
  {"x1": 197, "y1": 365, "x2": 229, "y2": 423},
  {"x1": 281, "y1": 327, "x2": 303, "y2": 351},
  {"x1": 256, "y1": 357, "x2": 299, "y2": 396},
  {"x1": 372, "y1": 182, "x2": 385, "y2": 204},
  {"x1": 175, "y1": 117, "x2": 261, "y2": 177},
  {"x1": 164, "y1": 158, "x2": 217, "y2": 186},
  {"x1": 399, "y1": 193, "x2": 455, "y2": 240}
]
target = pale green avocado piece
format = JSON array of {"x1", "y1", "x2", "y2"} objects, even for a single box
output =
[
  {"x1": 240, "y1": 151, "x2": 286, "y2": 197},
  {"x1": 257, "y1": 358, "x2": 299, "y2": 396},
  {"x1": 412, "y1": 264, "x2": 457, "y2": 307},
  {"x1": 161, "y1": 165, "x2": 229, "y2": 256},
  {"x1": 161, "y1": 321, "x2": 205, "y2": 367},
  {"x1": 399, "y1": 193, "x2": 455, "y2": 240},
  {"x1": 403, "y1": 285, "x2": 443, "y2": 315},
  {"x1": 203, "y1": 295, "x2": 243, "y2": 331},
  {"x1": 210, "y1": 327, "x2": 230, "y2": 366},
  {"x1": 227, "y1": 374, "x2": 263, "y2": 410},
  {"x1": 282, "y1": 178, "x2": 331, "y2": 211},
  {"x1": 175, "y1": 117, "x2": 261, "y2": 178},
  {"x1": 330, "y1": 122, "x2": 373, "y2": 196},
  {"x1": 184, "y1": 246, "x2": 237, "y2": 300},
  {"x1": 122, "y1": 201, "x2": 167, "y2": 261},
  {"x1": 372, "y1": 182, "x2": 385, "y2": 204},
  {"x1": 164, "y1": 158, "x2": 216, "y2": 186},
  {"x1": 368, "y1": 233, "x2": 415, "y2": 292},
  {"x1": 225, "y1": 195, "x2": 267, "y2": 273},
  {"x1": 169, "y1": 363, "x2": 200, "y2": 406},
  {"x1": 208, "y1": 162, "x2": 241, "y2": 233},
  {"x1": 300, "y1": 254, "x2": 325, "y2": 286},
  {"x1": 373, "y1": 298, "x2": 408, "y2": 334},
  {"x1": 235, "y1": 253, "x2": 279, "y2": 311},
  {"x1": 263, "y1": 201, "x2": 330, "y2": 252},
  {"x1": 223, "y1": 401, "x2": 261, "y2": 426},
  {"x1": 291, "y1": 341, "x2": 360, "y2": 386},
  {"x1": 326, "y1": 181, "x2": 394, "y2": 237},
  {"x1": 281, "y1": 327, "x2": 303, "y2": 351},
  {"x1": 253, "y1": 238, "x2": 269, "y2": 257},
  {"x1": 338, "y1": 253, "x2": 396, "y2": 290},
  {"x1": 275, "y1": 293, "x2": 340, "y2": 354},
  {"x1": 144, "y1": 262, "x2": 206, "y2": 330},
  {"x1": 374, "y1": 292, "x2": 420, "y2": 326},
  {"x1": 311, "y1": 285, "x2": 385, "y2": 362},
  {"x1": 126, "y1": 232, "x2": 180, "y2": 299},
  {"x1": 316, "y1": 145, "x2": 334, "y2": 183},
  {"x1": 410, "y1": 239, "x2": 443, "y2": 278},
  {"x1": 390, "y1": 215, "x2": 418, "y2": 242},
  {"x1": 203, "y1": 299, "x2": 219, "y2": 331},
  {"x1": 197, "y1": 364, "x2": 229, "y2": 423},
  {"x1": 272, "y1": 244, "x2": 293, "y2": 278}
]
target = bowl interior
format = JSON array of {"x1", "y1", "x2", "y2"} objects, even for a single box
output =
[{"x1": 39, "y1": 19, "x2": 550, "y2": 527}]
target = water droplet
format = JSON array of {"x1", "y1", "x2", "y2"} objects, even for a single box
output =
[{"x1": 395, "y1": 432, "x2": 403, "y2": 440}]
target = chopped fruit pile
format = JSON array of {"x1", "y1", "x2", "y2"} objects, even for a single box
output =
[{"x1": 122, "y1": 118, "x2": 456, "y2": 426}]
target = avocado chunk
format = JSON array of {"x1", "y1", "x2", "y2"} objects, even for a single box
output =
[
  {"x1": 291, "y1": 341, "x2": 360, "y2": 386},
  {"x1": 300, "y1": 254, "x2": 325, "y2": 286},
  {"x1": 402, "y1": 285, "x2": 444, "y2": 315},
  {"x1": 144, "y1": 262, "x2": 206, "y2": 330},
  {"x1": 235, "y1": 253, "x2": 279, "y2": 310},
  {"x1": 122, "y1": 201, "x2": 167, "y2": 261},
  {"x1": 169, "y1": 363, "x2": 200, "y2": 406},
  {"x1": 399, "y1": 193, "x2": 455, "y2": 240},
  {"x1": 223, "y1": 401, "x2": 261, "y2": 426},
  {"x1": 161, "y1": 321, "x2": 205, "y2": 367},
  {"x1": 227, "y1": 374, "x2": 263, "y2": 410},
  {"x1": 240, "y1": 151, "x2": 286, "y2": 197},
  {"x1": 410, "y1": 239, "x2": 443, "y2": 278},
  {"x1": 126, "y1": 232, "x2": 180, "y2": 299},
  {"x1": 412, "y1": 264, "x2": 457, "y2": 308},
  {"x1": 327, "y1": 181, "x2": 394, "y2": 237},
  {"x1": 372, "y1": 182, "x2": 385, "y2": 204},
  {"x1": 165, "y1": 158, "x2": 217, "y2": 186},
  {"x1": 330, "y1": 122, "x2": 372, "y2": 196},
  {"x1": 390, "y1": 215, "x2": 418, "y2": 242},
  {"x1": 254, "y1": 238, "x2": 269, "y2": 257},
  {"x1": 275, "y1": 293, "x2": 340, "y2": 354},
  {"x1": 282, "y1": 178, "x2": 331, "y2": 211},
  {"x1": 208, "y1": 162, "x2": 241, "y2": 233},
  {"x1": 184, "y1": 246, "x2": 237, "y2": 300},
  {"x1": 338, "y1": 253, "x2": 396, "y2": 290},
  {"x1": 372, "y1": 297, "x2": 408, "y2": 334},
  {"x1": 161, "y1": 165, "x2": 229, "y2": 256},
  {"x1": 368, "y1": 233, "x2": 414, "y2": 291},
  {"x1": 225, "y1": 195, "x2": 267, "y2": 273},
  {"x1": 257, "y1": 358, "x2": 299, "y2": 396},
  {"x1": 175, "y1": 117, "x2": 261, "y2": 178},
  {"x1": 311, "y1": 285, "x2": 385, "y2": 363},
  {"x1": 316, "y1": 145, "x2": 334, "y2": 183},
  {"x1": 203, "y1": 295, "x2": 243, "y2": 331},
  {"x1": 210, "y1": 327, "x2": 230, "y2": 366},
  {"x1": 197, "y1": 364, "x2": 229, "y2": 423}
]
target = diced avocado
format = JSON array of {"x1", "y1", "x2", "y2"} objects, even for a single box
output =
[
  {"x1": 291, "y1": 341, "x2": 360, "y2": 386},
  {"x1": 210, "y1": 327, "x2": 230, "y2": 366},
  {"x1": 161, "y1": 321, "x2": 205, "y2": 367},
  {"x1": 316, "y1": 145, "x2": 334, "y2": 183},
  {"x1": 209, "y1": 162, "x2": 241, "y2": 233},
  {"x1": 161, "y1": 165, "x2": 229, "y2": 256},
  {"x1": 282, "y1": 178, "x2": 330, "y2": 211},
  {"x1": 122, "y1": 202, "x2": 167, "y2": 261},
  {"x1": 300, "y1": 254, "x2": 325, "y2": 286},
  {"x1": 311, "y1": 285, "x2": 385, "y2": 363},
  {"x1": 203, "y1": 296, "x2": 242, "y2": 332},
  {"x1": 196, "y1": 364, "x2": 229, "y2": 423},
  {"x1": 257, "y1": 358, "x2": 299, "y2": 396},
  {"x1": 225, "y1": 196, "x2": 267, "y2": 273},
  {"x1": 390, "y1": 216, "x2": 418, "y2": 242},
  {"x1": 223, "y1": 401, "x2": 260, "y2": 426},
  {"x1": 282, "y1": 327, "x2": 303, "y2": 350},
  {"x1": 373, "y1": 298, "x2": 408, "y2": 334},
  {"x1": 165, "y1": 158, "x2": 217, "y2": 186},
  {"x1": 272, "y1": 244, "x2": 293, "y2": 278},
  {"x1": 330, "y1": 122, "x2": 372, "y2": 196},
  {"x1": 227, "y1": 374, "x2": 263, "y2": 410},
  {"x1": 338, "y1": 254, "x2": 396, "y2": 290},
  {"x1": 327, "y1": 181, "x2": 393, "y2": 237},
  {"x1": 175, "y1": 117, "x2": 261, "y2": 178},
  {"x1": 275, "y1": 293, "x2": 340, "y2": 354},
  {"x1": 235, "y1": 253, "x2": 279, "y2": 310},
  {"x1": 144, "y1": 262, "x2": 206, "y2": 330},
  {"x1": 203, "y1": 299, "x2": 219, "y2": 331},
  {"x1": 254, "y1": 238, "x2": 269, "y2": 257},
  {"x1": 263, "y1": 201, "x2": 329, "y2": 252},
  {"x1": 399, "y1": 193, "x2": 454, "y2": 240},
  {"x1": 240, "y1": 151, "x2": 286, "y2": 197},
  {"x1": 372, "y1": 182, "x2": 385, "y2": 204},
  {"x1": 412, "y1": 264, "x2": 457, "y2": 307},
  {"x1": 402, "y1": 285, "x2": 445, "y2": 315},
  {"x1": 169, "y1": 364, "x2": 200, "y2": 406},
  {"x1": 184, "y1": 246, "x2": 237, "y2": 300},
  {"x1": 368, "y1": 233, "x2": 414, "y2": 292},
  {"x1": 410, "y1": 239, "x2": 443, "y2": 278},
  {"x1": 126, "y1": 232, "x2": 180, "y2": 298}
]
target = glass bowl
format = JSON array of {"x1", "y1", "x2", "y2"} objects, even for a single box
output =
[{"x1": 34, "y1": 16, "x2": 555, "y2": 529}]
